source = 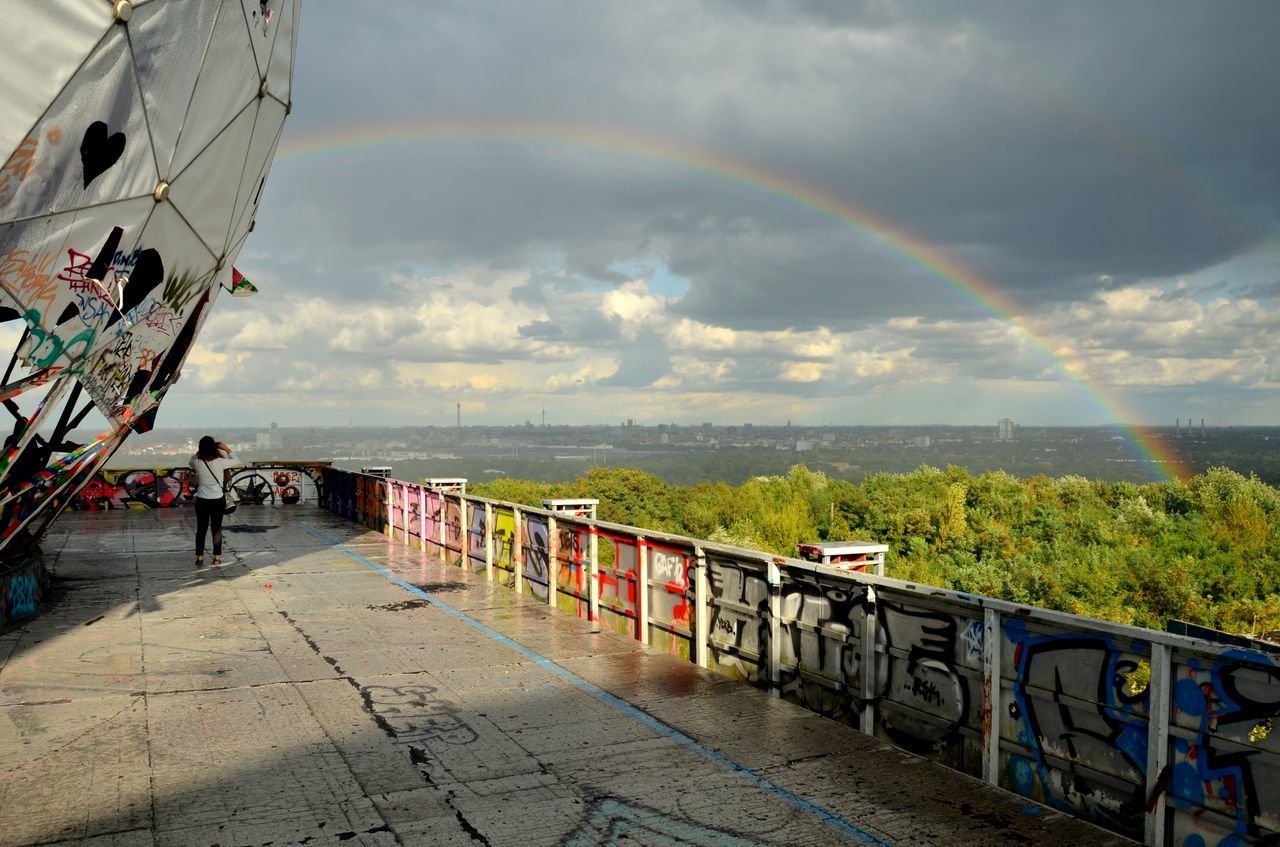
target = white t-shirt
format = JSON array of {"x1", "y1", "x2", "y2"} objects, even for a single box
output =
[{"x1": 189, "y1": 453, "x2": 240, "y2": 500}]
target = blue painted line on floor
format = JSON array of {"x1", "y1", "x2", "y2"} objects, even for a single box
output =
[{"x1": 299, "y1": 522, "x2": 891, "y2": 846}]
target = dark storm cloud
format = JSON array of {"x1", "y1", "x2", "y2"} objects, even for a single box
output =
[
  {"x1": 667, "y1": 225, "x2": 986, "y2": 330},
  {"x1": 272, "y1": 1, "x2": 1278, "y2": 317}
]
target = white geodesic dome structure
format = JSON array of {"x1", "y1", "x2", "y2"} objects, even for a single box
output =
[{"x1": 0, "y1": 0, "x2": 298, "y2": 554}]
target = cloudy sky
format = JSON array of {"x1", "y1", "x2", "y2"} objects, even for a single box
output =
[{"x1": 173, "y1": 1, "x2": 1280, "y2": 429}]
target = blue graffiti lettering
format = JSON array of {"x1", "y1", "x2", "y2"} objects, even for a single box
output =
[{"x1": 5, "y1": 571, "x2": 38, "y2": 620}]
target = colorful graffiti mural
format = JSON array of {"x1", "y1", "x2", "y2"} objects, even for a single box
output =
[
  {"x1": 68, "y1": 462, "x2": 328, "y2": 511},
  {"x1": 553, "y1": 520, "x2": 592, "y2": 618},
  {"x1": 1003, "y1": 622, "x2": 1150, "y2": 837},
  {"x1": 69, "y1": 467, "x2": 193, "y2": 510},
  {"x1": 1167, "y1": 651, "x2": 1280, "y2": 844},
  {"x1": 229, "y1": 466, "x2": 323, "y2": 506}
]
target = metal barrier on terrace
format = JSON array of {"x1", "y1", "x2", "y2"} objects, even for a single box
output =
[{"x1": 322, "y1": 467, "x2": 1280, "y2": 847}]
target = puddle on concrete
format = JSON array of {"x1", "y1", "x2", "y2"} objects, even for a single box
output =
[
  {"x1": 367, "y1": 599, "x2": 431, "y2": 612},
  {"x1": 410, "y1": 582, "x2": 467, "y2": 594}
]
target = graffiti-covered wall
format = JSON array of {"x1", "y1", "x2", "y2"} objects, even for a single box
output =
[
  {"x1": 323, "y1": 467, "x2": 1280, "y2": 847},
  {"x1": 69, "y1": 461, "x2": 329, "y2": 511}
]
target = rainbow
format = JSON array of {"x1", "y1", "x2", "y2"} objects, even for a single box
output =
[{"x1": 274, "y1": 119, "x2": 1192, "y2": 481}]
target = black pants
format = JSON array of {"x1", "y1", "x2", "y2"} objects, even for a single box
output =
[{"x1": 195, "y1": 496, "x2": 225, "y2": 556}]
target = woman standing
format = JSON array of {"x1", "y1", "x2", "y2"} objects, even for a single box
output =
[{"x1": 189, "y1": 436, "x2": 239, "y2": 566}]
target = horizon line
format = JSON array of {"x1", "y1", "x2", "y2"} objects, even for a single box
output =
[{"x1": 104, "y1": 421, "x2": 1244, "y2": 430}]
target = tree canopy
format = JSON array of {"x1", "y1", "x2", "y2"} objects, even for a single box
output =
[{"x1": 471, "y1": 464, "x2": 1280, "y2": 638}]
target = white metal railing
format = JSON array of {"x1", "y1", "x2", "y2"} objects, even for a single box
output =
[{"x1": 323, "y1": 467, "x2": 1280, "y2": 847}]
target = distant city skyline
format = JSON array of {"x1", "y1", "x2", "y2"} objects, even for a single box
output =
[
  {"x1": 109, "y1": 418, "x2": 1280, "y2": 489},
  {"x1": 96, "y1": 2, "x2": 1279, "y2": 430},
  {"x1": 112, "y1": 418, "x2": 1258, "y2": 442},
  {"x1": 130, "y1": 410, "x2": 1248, "y2": 432}
]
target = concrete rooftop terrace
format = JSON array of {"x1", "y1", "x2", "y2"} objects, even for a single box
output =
[{"x1": 0, "y1": 506, "x2": 1129, "y2": 847}]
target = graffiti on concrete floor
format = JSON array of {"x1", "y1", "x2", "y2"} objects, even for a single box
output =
[
  {"x1": 360, "y1": 682, "x2": 478, "y2": 746},
  {"x1": 561, "y1": 797, "x2": 782, "y2": 847}
]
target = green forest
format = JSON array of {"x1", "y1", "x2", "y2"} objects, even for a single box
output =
[{"x1": 471, "y1": 464, "x2": 1280, "y2": 639}]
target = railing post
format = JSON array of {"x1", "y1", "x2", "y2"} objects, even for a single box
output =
[
  {"x1": 437, "y1": 492, "x2": 447, "y2": 555},
  {"x1": 484, "y1": 502, "x2": 494, "y2": 582},
  {"x1": 399, "y1": 484, "x2": 407, "y2": 542},
  {"x1": 982, "y1": 608, "x2": 1003, "y2": 785},
  {"x1": 513, "y1": 506, "x2": 524, "y2": 594},
  {"x1": 384, "y1": 477, "x2": 392, "y2": 536},
  {"x1": 394, "y1": 483, "x2": 404, "y2": 545},
  {"x1": 694, "y1": 545, "x2": 709, "y2": 669},
  {"x1": 860, "y1": 585, "x2": 877, "y2": 734},
  {"x1": 1144, "y1": 641, "x2": 1172, "y2": 847},
  {"x1": 386, "y1": 482, "x2": 394, "y2": 540},
  {"x1": 418, "y1": 486, "x2": 426, "y2": 553},
  {"x1": 588, "y1": 525, "x2": 600, "y2": 624},
  {"x1": 398, "y1": 483, "x2": 405, "y2": 539},
  {"x1": 458, "y1": 497, "x2": 469, "y2": 569},
  {"x1": 767, "y1": 559, "x2": 782, "y2": 698},
  {"x1": 637, "y1": 536, "x2": 649, "y2": 645},
  {"x1": 547, "y1": 514, "x2": 558, "y2": 609}
]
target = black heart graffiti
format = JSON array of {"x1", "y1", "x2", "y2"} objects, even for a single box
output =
[{"x1": 80, "y1": 121, "x2": 126, "y2": 188}]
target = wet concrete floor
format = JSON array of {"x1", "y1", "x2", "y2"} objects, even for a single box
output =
[{"x1": 0, "y1": 506, "x2": 1131, "y2": 846}]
